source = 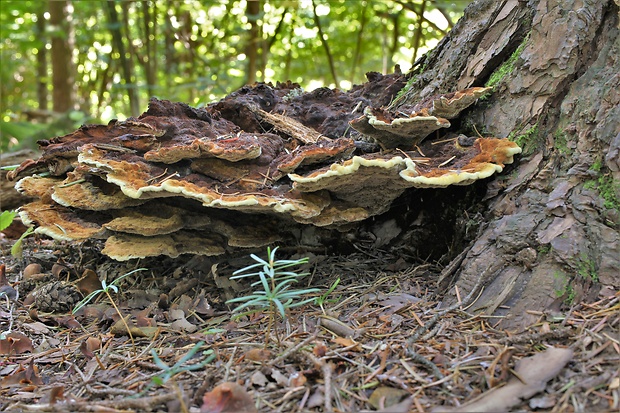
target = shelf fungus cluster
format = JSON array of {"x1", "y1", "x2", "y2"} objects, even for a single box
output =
[{"x1": 9, "y1": 74, "x2": 521, "y2": 261}]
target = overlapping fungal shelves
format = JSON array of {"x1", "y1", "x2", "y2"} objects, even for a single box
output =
[{"x1": 9, "y1": 74, "x2": 521, "y2": 260}]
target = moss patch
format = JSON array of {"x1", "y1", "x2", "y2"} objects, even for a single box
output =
[
  {"x1": 508, "y1": 122, "x2": 539, "y2": 155},
  {"x1": 485, "y1": 32, "x2": 530, "y2": 89}
]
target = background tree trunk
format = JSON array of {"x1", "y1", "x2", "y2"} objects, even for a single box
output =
[
  {"x1": 49, "y1": 0, "x2": 75, "y2": 113},
  {"x1": 396, "y1": 0, "x2": 619, "y2": 329},
  {"x1": 245, "y1": 0, "x2": 261, "y2": 85}
]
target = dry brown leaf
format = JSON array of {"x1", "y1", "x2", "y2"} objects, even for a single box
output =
[
  {"x1": 75, "y1": 269, "x2": 102, "y2": 295},
  {"x1": 49, "y1": 385, "x2": 66, "y2": 404},
  {"x1": 169, "y1": 309, "x2": 197, "y2": 333},
  {"x1": 368, "y1": 386, "x2": 410, "y2": 410},
  {"x1": 0, "y1": 361, "x2": 43, "y2": 387},
  {"x1": 201, "y1": 381, "x2": 257, "y2": 413},
  {"x1": 313, "y1": 341, "x2": 328, "y2": 357},
  {"x1": 432, "y1": 347, "x2": 573, "y2": 412},
  {"x1": 289, "y1": 371, "x2": 307, "y2": 387},
  {"x1": 244, "y1": 348, "x2": 272, "y2": 362},
  {"x1": 110, "y1": 318, "x2": 158, "y2": 338},
  {"x1": 0, "y1": 331, "x2": 34, "y2": 355},
  {"x1": 250, "y1": 371, "x2": 268, "y2": 387},
  {"x1": 333, "y1": 337, "x2": 362, "y2": 351}
]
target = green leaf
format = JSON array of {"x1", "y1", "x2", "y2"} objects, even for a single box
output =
[
  {"x1": 0, "y1": 210, "x2": 17, "y2": 231},
  {"x1": 11, "y1": 226, "x2": 34, "y2": 258}
]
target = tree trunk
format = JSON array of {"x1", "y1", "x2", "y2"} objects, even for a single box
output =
[
  {"x1": 35, "y1": 5, "x2": 48, "y2": 111},
  {"x1": 397, "y1": 0, "x2": 619, "y2": 329},
  {"x1": 245, "y1": 0, "x2": 261, "y2": 85},
  {"x1": 105, "y1": 0, "x2": 140, "y2": 116},
  {"x1": 49, "y1": 0, "x2": 75, "y2": 113}
]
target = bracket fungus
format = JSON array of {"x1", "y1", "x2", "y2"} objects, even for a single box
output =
[{"x1": 9, "y1": 75, "x2": 520, "y2": 261}]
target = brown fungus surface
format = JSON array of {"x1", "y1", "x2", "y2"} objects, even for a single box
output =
[{"x1": 9, "y1": 77, "x2": 520, "y2": 260}]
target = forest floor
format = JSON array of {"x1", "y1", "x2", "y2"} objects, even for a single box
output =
[{"x1": 0, "y1": 234, "x2": 618, "y2": 413}]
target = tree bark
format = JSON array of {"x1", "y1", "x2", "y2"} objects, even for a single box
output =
[
  {"x1": 105, "y1": 0, "x2": 140, "y2": 116},
  {"x1": 49, "y1": 0, "x2": 75, "y2": 113},
  {"x1": 396, "y1": 0, "x2": 619, "y2": 329},
  {"x1": 245, "y1": 0, "x2": 261, "y2": 85}
]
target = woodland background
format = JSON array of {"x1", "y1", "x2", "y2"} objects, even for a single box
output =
[{"x1": 0, "y1": 0, "x2": 469, "y2": 152}]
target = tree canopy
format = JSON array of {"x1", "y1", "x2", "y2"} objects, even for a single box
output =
[{"x1": 0, "y1": 0, "x2": 468, "y2": 151}]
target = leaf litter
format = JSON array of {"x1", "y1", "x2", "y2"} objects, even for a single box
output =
[{"x1": 0, "y1": 238, "x2": 618, "y2": 412}]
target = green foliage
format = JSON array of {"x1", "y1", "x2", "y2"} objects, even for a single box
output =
[
  {"x1": 577, "y1": 255, "x2": 599, "y2": 283},
  {"x1": 552, "y1": 129, "x2": 570, "y2": 155},
  {"x1": 537, "y1": 244, "x2": 551, "y2": 256},
  {"x1": 10, "y1": 226, "x2": 34, "y2": 258},
  {"x1": 509, "y1": 123, "x2": 539, "y2": 155},
  {"x1": 73, "y1": 267, "x2": 147, "y2": 351},
  {"x1": 226, "y1": 247, "x2": 320, "y2": 319},
  {"x1": 72, "y1": 267, "x2": 147, "y2": 313},
  {"x1": 1, "y1": 0, "x2": 468, "y2": 150},
  {"x1": 146, "y1": 341, "x2": 215, "y2": 392},
  {"x1": 2, "y1": 209, "x2": 36, "y2": 258},
  {"x1": 584, "y1": 161, "x2": 620, "y2": 211},
  {"x1": 0, "y1": 210, "x2": 17, "y2": 231},
  {"x1": 315, "y1": 277, "x2": 340, "y2": 312},
  {"x1": 485, "y1": 32, "x2": 530, "y2": 89},
  {"x1": 553, "y1": 271, "x2": 575, "y2": 305}
]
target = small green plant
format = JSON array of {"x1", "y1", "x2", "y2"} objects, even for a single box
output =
[
  {"x1": 553, "y1": 129, "x2": 570, "y2": 155},
  {"x1": 226, "y1": 246, "x2": 320, "y2": 345},
  {"x1": 577, "y1": 255, "x2": 599, "y2": 283},
  {"x1": 315, "y1": 277, "x2": 341, "y2": 313},
  {"x1": 510, "y1": 123, "x2": 540, "y2": 155},
  {"x1": 0, "y1": 210, "x2": 17, "y2": 230},
  {"x1": 147, "y1": 341, "x2": 214, "y2": 389},
  {"x1": 0, "y1": 210, "x2": 35, "y2": 258},
  {"x1": 73, "y1": 268, "x2": 147, "y2": 350}
]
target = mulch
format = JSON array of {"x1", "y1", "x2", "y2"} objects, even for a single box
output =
[{"x1": 1, "y1": 236, "x2": 618, "y2": 412}]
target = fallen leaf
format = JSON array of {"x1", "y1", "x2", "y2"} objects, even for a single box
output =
[
  {"x1": 250, "y1": 371, "x2": 268, "y2": 387},
  {"x1": 368, "y1": 386, "x2": 410, "y2": 410},
  {"x1": 270, "y1": 368, "x2": 289, "y2": 387},
  {"x1": 49, "y1": 386, "x2": 66, "y2": 404},
  {"x1": 22, "y1": 321, "x2": 51, "y2": 335},
  {"x1": 432, "y1": 347, "x2": 573, "y2": 412},
  {"x1": 313, "y1": 342, "x2": 328, "y2": 357},
  {"x1": 169, "y1": 309, "x2": 197, "y2": 333},
  {"x1": 333, "y1": 337, "x2": 362, "y2": 351},
  {"x1": 201, "y1": 381, "x2": 257, "y2": 413},
  {"x1": 79, "y1": 336, "x2": 101, "y2": 359},
  {"x1": 75, "y1": 269, "x2": 102, "y2": 295},
  {"x1": 244, "y1": 348, "x2": 272, "y2": 362},
  {"x1": 0, "y1": 361, "x2": 43, "y2": 387},
  {"x1": 0, "y1": 332, "x2": 34, "y2": 355},
  {"x1": 289, "y1": 371, "x2": 307, "y2": 387}
]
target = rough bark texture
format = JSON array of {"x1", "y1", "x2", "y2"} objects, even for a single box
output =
[{"x1": 399, "y1": 0, "x2": 619, "y2": 328}]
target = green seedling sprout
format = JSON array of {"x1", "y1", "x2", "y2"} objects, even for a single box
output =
[
  {"x1": 226, "y1": 246, "x2": 320, "y2": 346},
  {"x1": 73, "y1": 268, "x2": 147, "y2": 351}
]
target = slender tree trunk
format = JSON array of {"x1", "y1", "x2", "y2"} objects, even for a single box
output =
[
  {"x1": 245, "y1": 0, "x2": 261, "y2": 85},
  {"x1": 106, "y1": 0, "x2": 140, "y2": 116},
  {"x1": 395, "y1": 0, "x2": 619, "y2": 329},
  {"x1": 49, "y1": 0, "x2": 75, "y2": 113},
  {"x1": 139, "y1": 0, "x2": 155, "y2": 97},
  {"x1": 311, "y1": 0, "x2": 338, "y2": 86},
  {"x1": 35, "y1": 6, "x2": 48, "y2": 111},
  {"x1": 350, "y1": 2, "x2": 368, "y2": 84}
]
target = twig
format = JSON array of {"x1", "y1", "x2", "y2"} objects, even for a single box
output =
[{"x1": 270, "y1": 333, "x2": 318, "y2": 366}]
